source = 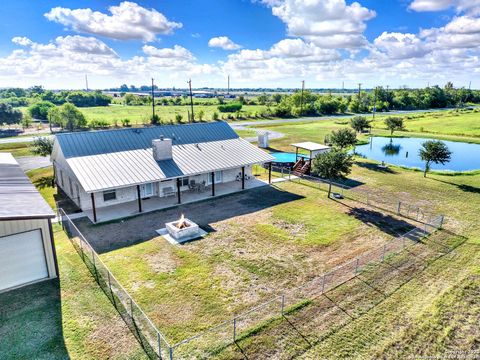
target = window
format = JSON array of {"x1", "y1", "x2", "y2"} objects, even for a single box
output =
[
  {"x1": 103, "y1": 190, "x2": 116, "y2": 202},
  {"x1": 180, "y1": 177, "x2": 189, "y2": 187}
]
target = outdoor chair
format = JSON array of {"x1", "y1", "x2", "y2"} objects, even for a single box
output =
[{"x1": 188, "y1": 180, "x2": 196, "y2": 192}]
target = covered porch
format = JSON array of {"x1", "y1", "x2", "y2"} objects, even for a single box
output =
[{"x1": 84, "y1": 176, "x2": 270, "y2": 223}]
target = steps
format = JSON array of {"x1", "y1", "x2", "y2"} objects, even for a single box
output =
[{"x1": 292, "y1": 159, "x2": 311, "y2": 176}]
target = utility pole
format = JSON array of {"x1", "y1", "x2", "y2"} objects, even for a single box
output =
[
  {"x1": 372, "y1": 87, "x2": 377, "y2": 119},
  {"x1": 358, "y1": 83, "x2": 362, "y2": 98},
  {"x1": 469, "y1": 81, "x2": 472, "y2": 90},
  {"x1": 85, "y1": 75, "x2": 89, "y2": 92},
  {"x1": 227, "y1": 75, "x2": 230, "y2": 95},
  {"x1": 188, "y1": 79, "x2": 194, "y2": 122},
  {"x1": 300, "y1": 80, "x2": 305, "y2": 116},
  {"x1": 151, "y1": 78, "x2": 155, "y2": 120},
  {"x1": 342, "y1": 81, "x2": 344, "y2": 92}
]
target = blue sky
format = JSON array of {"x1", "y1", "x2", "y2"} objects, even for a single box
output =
[{"x1": 0, "y1": 0, "x2": 478, "y2": 89}]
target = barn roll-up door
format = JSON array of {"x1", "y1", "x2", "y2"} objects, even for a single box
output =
[{"x1": 0, "y1": 229, "x2": 48, "y2": 292}]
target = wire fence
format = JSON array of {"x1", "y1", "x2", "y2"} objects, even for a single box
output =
[
  {"x1": 265, "y1": 165, "x2": 444, "y2": 228},
  {"x1": 59, "y1": 172, "x2": 445, "y2": 359},
  {"x1": 58, "y1": 208, "x2": 172, "y2": 359}
]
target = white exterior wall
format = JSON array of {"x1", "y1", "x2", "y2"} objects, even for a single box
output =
[
  {"x1": 0, "y1": 219, "x2": 57, "y2": 279},
  {"x1": 53, "y1": 141, "x2": 256, "y2": 211},
  {"x1": 311, "y1": 148, "x2": 331, "y2": 159}
]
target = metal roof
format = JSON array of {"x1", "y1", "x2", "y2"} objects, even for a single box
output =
[
  {"x1": 56, "y1": 122, "x2": 274, "y2": 193},
  {"x1": 56, "y1": 121, "x2": 239, "y2": 158},
  {"x1": 291, "y1": 142, "x2": 331, "y2": 151},
  {"x1": 0, "y1": 153, "x2": 55, "y2": 219}
]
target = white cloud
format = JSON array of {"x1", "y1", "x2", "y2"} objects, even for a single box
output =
[
  {"x1": 45, "y1": 1, "x2": 182, "y2": 42},
  {"x1": 374, "y1": 32, "x2": 430, "y2": 59},
  {"x1": 142, "y1": 45, "x2": 194, "y2": 60},
  {"x1": 0, "y1": 36, "x2": 221, "y2": 88},
  {"x1": 267, "y1": 0, "x2": 376, "y2": 49},
  {"x1": 409, "y1": 0, "x2": 480, "y2": 14},
  {"x1": 208, "y1": 36, "x2": 242, "y2": 50}
]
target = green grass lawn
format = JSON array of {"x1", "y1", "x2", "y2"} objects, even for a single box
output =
[
  {"x1": 0, "y1": 141, "x2": 34, "y2": 157},
  {"x1": 0, "y1": 227, "x2": 147, "y2": 360},
  {"x1": 92, "y1": 179, "x2": 417, "y2": 346},
  {"x1": 372, "y1": 109, "x2": 480, "y2": 139},
  {"x1": 81, "y1": 104, "x2": 269, "y2": 125}
]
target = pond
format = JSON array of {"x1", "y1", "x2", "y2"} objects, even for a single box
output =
[
  {"x1": 270, "y1": 152, "x2": 308, "y2": 164},
  {"x1": 355, "y1": 137, "x2": 480, "y2": 172}
]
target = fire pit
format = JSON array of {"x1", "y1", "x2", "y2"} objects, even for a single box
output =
[{"x1": 165, "y1": 214, "x2": 201, "y2": 241}]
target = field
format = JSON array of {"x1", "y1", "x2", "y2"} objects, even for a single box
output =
[
  {"x1": 80, "y1": 104, "x2": 269, "y2": 125},
  {"x1": 0, "y1": 226, "x2": 147, "y2": 360}
]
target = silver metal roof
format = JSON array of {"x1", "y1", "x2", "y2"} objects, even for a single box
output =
[
  {"x1": 291, "y1": 141, "x2": 331, "y2": 151},
  {"x1": 0, "y1": 153, "x2": 55, "y2": 219},
  {"x1": 57, "y1": 122, "x2": 274, "y2": 193}
]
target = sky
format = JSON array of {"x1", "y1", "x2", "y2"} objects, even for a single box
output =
[{"x1": 0, "y1": 0, "x2": 479, "y2": 89}]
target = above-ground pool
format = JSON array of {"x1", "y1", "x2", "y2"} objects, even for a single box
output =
[
  {"x1": 355, "y1": 137, "x2": 480, "y2": 172},
  {"x1": 270, "y1": 152, "x2": 309, "y2": 164}
]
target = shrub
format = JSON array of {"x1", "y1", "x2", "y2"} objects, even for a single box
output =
[
  {"x1": 121, "y1": 118, "x2": 131, "y2": 127},
  {"x1": 218, "y1": 102, "x2": 243, "y2": 113}
]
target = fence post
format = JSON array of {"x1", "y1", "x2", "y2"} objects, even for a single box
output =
[
  {"x1": 438, "y1": 215, "x2": 444, "y2": 229},
  {"x1": 355, "y1": 258, "x2": 360, "y2": 274},
  {"x1": 289, "y1": 168, "x2": 291, "y2": 180},
  {"x1": 130, "y1": 298, "x2": 134, "y2": 319},
  {"x1": 321, "y1": 274, "x2": 326, "y2": 293},
  {"x1": 169, "y1": 346, "x2": 174, "y2": 360},
  {"x1": 281, "y1": 167, "x2": 284, "y2": 178},
  {"x1": 416, "y1": 207, "x2": 420, "y2": 221},
  {"x1": 281, "y1": 295, "x2": 285, "y2": 316},
  {"x1": 92, "y1": 249, "x2": 98, "y2": 280},
  {"x1": 157, "y1": 332, "x2": 162, "y2": 360},
  {"x1": 424, "y1": 223, "x2": 427, "y2": 236},
  {"x1": 233, "y1": 318, "x2": 237, "y2": 342},
  {"x1": 397, "y1": 201, "x2": 401, "y2": 214}
]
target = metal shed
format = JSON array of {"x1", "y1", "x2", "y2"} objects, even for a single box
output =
[{"x1": 0, "y1": 153, "x2": 58, "y2": 292}]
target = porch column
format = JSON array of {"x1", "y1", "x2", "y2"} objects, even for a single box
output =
[
  {"x1": 136, "y1": 185, "x2": 142, "y2": 213},
  {"x1": 211, "y1": 172, "x2": 215, "y2": 196},
  {"x1": 91, "y1": 193, "x2": 97, "y2": 223},
  {"x1": 295, "y1": 147, "x2": 299, "y2": 162},
  {"x1": 241, "y1": 166, "x2": 245, "y2": 190},
  {"x1": 268, "y1": 162, "x2": 272, "y2": 184},
  {"x1": 176, "y1": 178, "x2": 181, "y2": 204}
]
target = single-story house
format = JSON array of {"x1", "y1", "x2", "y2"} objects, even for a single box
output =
[
  {"x1": 0, "y1": 153, "x2": 58, "y2": 293},
  {"x1": 52, "y1": 121, "x2": 275, "y2": 222}
]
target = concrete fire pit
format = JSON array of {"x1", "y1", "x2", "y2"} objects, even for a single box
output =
[
  {"x1": 156, "y1": 215, "x2": 207, "y2": 245},
  {"x1": 166, "y1": 217, "x2": 200, "y2": 241}
]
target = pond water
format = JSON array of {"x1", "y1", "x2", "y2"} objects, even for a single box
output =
[{"x1": 355, "y1": 137, "x2": 480, "y2": 172}]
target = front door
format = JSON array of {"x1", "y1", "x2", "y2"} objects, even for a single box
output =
[{"x1": 140, "y1": 183, "x2": 154, "y2": 198}]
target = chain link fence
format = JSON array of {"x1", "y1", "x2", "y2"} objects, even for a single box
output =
[
  {"x1": 58, "y1": 208, "x2": 172, "y2": 359},
  {"x1": 59, "y1": 173, "x2": 445, "y2": 359}
]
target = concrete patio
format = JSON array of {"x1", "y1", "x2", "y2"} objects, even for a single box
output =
[{"x1": 83, "y1": 177, "x2": 272, "y2": 223}]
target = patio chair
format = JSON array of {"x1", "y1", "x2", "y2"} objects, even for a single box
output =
[
  {"x1": 198, "y1": 181, "x2": 206, "y2": 192},
  {"x1": 188, "y1": 180, "x2": 196, "y2": 192}
]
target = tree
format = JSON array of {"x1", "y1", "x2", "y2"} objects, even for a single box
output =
[
  {"x1": 212, "y1": 111, "x2": 219, "y2": 121},
  {"x1": 21, "y1": 113, "x2": 32, "y2": 129},
  {"x1": 419, "y1": 140, "x2": 452, "y2": 177},
  {"x1": 28, "y1": 101, "x2": 55, "y2": 120},
  {"x1": 384, "y1": 116, "x2": 404, "y2": 135},
  {"x1": 151, "y1": 114, "x2": 160, "y2": 125},
  {"x1": 30, "y1": 137, "x2": 54, "y2": 157},
  {"x1": 59, "y1": 103, "x2": 87, "y2": 131},
  {"x1": 0, "y1": 103, "x2": 23, "y2": 124},
  {"x1": 197, "y1": 110, "x2": 205, "y2": 121},
  {"x1": 312, "y1": 150, "x2": 354, "y2": 197},
  {"x1": 350, "y1": 116, "x2": 370, "y2": 133},
  {"x1": 329, "y1": 128, "x2": 357, "y2": 150}
]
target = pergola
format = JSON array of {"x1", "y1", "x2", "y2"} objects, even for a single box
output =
[{"x1": 291, "y1": 142, "x2": 331, "y2": 161}]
